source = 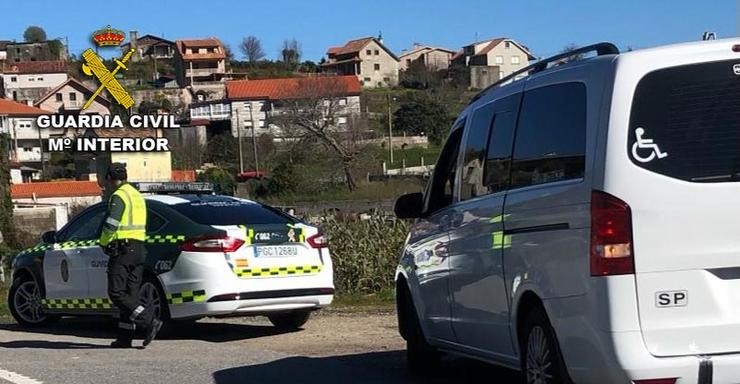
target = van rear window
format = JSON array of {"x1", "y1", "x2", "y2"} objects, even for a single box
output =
[{"x1": 629, "y1": 59, "x2": 740, "y2": 182}]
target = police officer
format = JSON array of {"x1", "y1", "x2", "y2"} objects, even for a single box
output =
[{"x1": 100, "y1": 163, "x2": 162, "y2": 348}]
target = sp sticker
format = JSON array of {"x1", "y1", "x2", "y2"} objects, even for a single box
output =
[
  {"x1": 656, "y1": 290, "x2": 688, "y2": 307},
  {"x1": 631, "y1": 127, "x2": 668, "y2": 163},
  {"x1": 733, "y1": 64, "x2": 740, "y2": 75}
]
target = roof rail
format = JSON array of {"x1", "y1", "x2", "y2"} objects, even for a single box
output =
[{"x1": 469, "y1": 42, "x2": 619, "y2": 104}]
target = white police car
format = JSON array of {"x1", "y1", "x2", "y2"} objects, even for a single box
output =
[{"x1": 8, "y1": 183, "x2": 334, "y2": 329}]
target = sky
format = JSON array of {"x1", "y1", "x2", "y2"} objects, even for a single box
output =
[{"x1": 1, "y1": 0, "x2": 737, "y2": 61}]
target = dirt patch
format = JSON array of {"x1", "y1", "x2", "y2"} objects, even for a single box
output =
[{"x1": 221, "y1": 307, "x2": 404, "y2": 356}]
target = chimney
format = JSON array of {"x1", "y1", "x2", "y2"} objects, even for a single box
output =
[
  {"x1": 378, "y1": 31, "x2": 383, "y2": 44},
  {"x1": 129, "y1": 31, "x2": 139, "y2": 61},
  {"x1": 413, "y1": 42, "x2": 422, "y2": 49}
]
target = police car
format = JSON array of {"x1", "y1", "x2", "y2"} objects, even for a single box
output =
[{"x1": 8, "y1": 182, "x2": 334, "y2": 330}]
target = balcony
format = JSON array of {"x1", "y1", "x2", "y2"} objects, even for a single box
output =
[{"x1": 185, "y1": 68, "x2": 222, "y2": 77}]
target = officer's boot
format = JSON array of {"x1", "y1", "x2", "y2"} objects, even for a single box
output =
[{"x1": 111, "y1": 321, "x2": 135, "y2": 348}]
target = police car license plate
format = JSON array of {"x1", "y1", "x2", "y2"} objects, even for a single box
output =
[{"x1": 255, "y1": 246, "x2": 299, "y2": 257}]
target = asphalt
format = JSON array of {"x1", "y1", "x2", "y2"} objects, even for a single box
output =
[{"x1": 0, "y1": 315, "x2": 520, "y2": 384}]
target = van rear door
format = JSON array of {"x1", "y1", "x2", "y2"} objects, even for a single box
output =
[{"x1": 614, "y1": 55, "x2": 740, "y2": 357}]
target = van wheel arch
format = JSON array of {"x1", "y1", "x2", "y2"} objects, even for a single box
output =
[
  {"x1": 516, "y1": 291, "x2": 544, "y2": 344},
  {"x1": 396, "y1": 276, "x2": 411, "y2": 340}
]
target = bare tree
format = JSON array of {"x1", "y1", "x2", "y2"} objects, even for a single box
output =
[
  {"x1": 240, "y1": 36, "x2": 265, "y2": 64},
  {"x1": 281, "y1": 38, "x2": 302, "y2": 71},
  {"x1": 274, "y1": 78, "x2": 369, "y2": 191}
]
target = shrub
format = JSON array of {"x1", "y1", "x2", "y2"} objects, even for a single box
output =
[{"x1": 321, "y1": 217, "x2": 408, "y2": 295}]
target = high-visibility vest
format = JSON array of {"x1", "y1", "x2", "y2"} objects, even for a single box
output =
[{"x1": 100, "y1": 183, "x2": 147, "y2": 245}]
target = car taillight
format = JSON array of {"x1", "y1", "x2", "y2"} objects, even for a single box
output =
[
  {"x1": 306, "y1": 234, "x2": 328, "y2": 249},
  {"x1": 181, "y1": 235, "x2": 245, "y2": 253},
  {"x1": 590, "y1": 190, "x2": 634, "y2": 276},
  {"x1": 632, "y1": 379, "x2": 677, "y2": 384}
]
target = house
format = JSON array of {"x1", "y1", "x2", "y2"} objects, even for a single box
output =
[
  {"x1": 399, "y1": 44, "x2": 456, "y2": 71},
  {"x1": 224, "y1": 75, "x2": 361, "y2": 139},
  {"x1": 9, "y1": 161, "x2": 39, "y2": 183},
  {"x1": 451, "y1": 37, "x2": 535, "y2": 88},
  {"x1": 80, "y1": 128, "x2": 172, "y2": 183},
  {"x1": 1, "y1": 60, "x2": 68, "y2": 103},
  {"x1": 0, "y1": 97, "x2": 53, "y2": 174},
  {"x1": 4, "y1": 41, "x2": 68, "y2": 63},
  {"x1": 174, "y1": 38, "x2": 228, "y2": 93},
  {"x1": 10, "y1": 180, "x2": 102, "y2": 206},
  {"x1": 120, "y1": 31, "x2": 175, "y2": 62},
  {"x1": 35, "y1": 78, "x2": 111, "y2": 116},
  {"x1": 0, "y1": 41, "x2": 10, "y2": 63},
  {"x1": 322, "y1": 36, "x2": 400, "y2": 88}
]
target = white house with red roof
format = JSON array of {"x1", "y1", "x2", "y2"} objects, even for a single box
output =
[
  {"x1": 0, "y1": 97, "x2": 52, "y2": 175},
  {"x1": 1, "y1": 60, "x2": 68, "y2": 103},
  {"x1": 189, "y1": 75, "x2": 362, "y2": 139},
  {"x1": 174, "y1": 38, "x2": 228, "y2": 92},
  {"x1": 322, "y1": 35, "x2": 399, "y2": 88}
]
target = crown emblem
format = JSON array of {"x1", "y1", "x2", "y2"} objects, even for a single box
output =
[{"x1": 92, "y1": 26, "x2": 125, "y2": 47}]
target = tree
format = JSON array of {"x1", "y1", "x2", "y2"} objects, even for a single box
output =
[
  {"x1": 204, "y1": 133, "x2": 238, "y2": 168},
  {"x1": 393, "y1": 93, "x2": 452, "y2": 145},
  {"x1": 0, "y1": 135, "x2": 16, "y2": 249},
  {"x1": 559, "y1": 43, "x2": 585, "y2": 64},
  {"x1": 281, "y1": 38, "x2": 301, "y2": 71},
  {"x1": 23, "y1": 26, "x2": 47, "y2": 43},
  {"x1": 240, "y1": 36, "x2": 265, "y2": 64},
  {"x1": 273, "y1": 78, "x2": 371, "y2": 191}
]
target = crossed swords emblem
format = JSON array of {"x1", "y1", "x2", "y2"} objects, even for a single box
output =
[{"x1": 81, "y1": 48, "x2": 135, "y2": 110}]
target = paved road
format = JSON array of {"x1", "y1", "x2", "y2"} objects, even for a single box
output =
[{"x1": 0, "y1": 312, "x2": 520, "y2": 384}]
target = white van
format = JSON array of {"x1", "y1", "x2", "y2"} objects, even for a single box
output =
[{"x1": 394, "y1": 39, "x2": 740, "y2": 383}]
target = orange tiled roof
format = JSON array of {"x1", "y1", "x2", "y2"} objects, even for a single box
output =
[
  {"x1": 11, "y1": 181, "x2": 101, "y2": 199},
  {"x1": 0, "y1": 98, "x2": 48, "y2": 116},
  {"x1": 327, "y1": 37, "x2": 374, "y2": 57},
  {"x1": 4, "y1": 60, "x2": 67, "y2": 74},
  {"x1": 176, "y1": 38, "x2": 226, "y2": 61},
  {"x1": 171, "y1": 170, "x2": 196, "y2": 182},
  {"x1": 227, "y1": 75, "x2": 361, "y2": 101}
]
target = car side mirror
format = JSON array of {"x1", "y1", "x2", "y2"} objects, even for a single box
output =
[
  {"x1": 395, "y1": 192, "x2": 424, "y2": 219},
  {"x1": 41, "y1": 230, "x2": 57, "y2": 244}
]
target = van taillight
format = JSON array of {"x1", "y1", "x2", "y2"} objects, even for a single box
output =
[
  {"x1": 306, "y1": 234, "x2": 328, "y2": 249},
  {"x1": 590, "y1": 190, "x2": 634, "y2": 276}
]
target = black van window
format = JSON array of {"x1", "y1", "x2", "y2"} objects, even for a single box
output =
[
  {"x1": 510, "y1": 83, "x2": 586, "y2": 189},
  {"x1": 426, "y1": 125, "x2": 464, "y2": 213},
  {"x1": 629, "y1": 59, "x2": 740, "y2": 182},
  {"x1": 460, "y1": 104, "x2": 495, "y2": 200}
]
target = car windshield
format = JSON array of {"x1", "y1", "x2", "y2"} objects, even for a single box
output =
[{"x1": 171, "y1": 197, "x2": 294, "y2": 225}]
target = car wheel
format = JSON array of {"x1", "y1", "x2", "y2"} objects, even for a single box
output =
[
  {"x1": 521, "y1": 307, "x2": 572, "y2": 384},
  {"x1": 138, "y1": 278, "x2": 169, "y2": 321},
  {"x1": 9, "y1": 276, "x2": 58, "y2": 327},
  {"x1": 267, "y1": 310, "x2": 311, "y2": 330},
  {"x1": 399, "y1": 284, "x2": 439, "y2": 374}
]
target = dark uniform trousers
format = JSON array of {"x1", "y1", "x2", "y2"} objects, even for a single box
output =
[{"x1": 106, "y1": 239, "x2": 152, "y2": 334}]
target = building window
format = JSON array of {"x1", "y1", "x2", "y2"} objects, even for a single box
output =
[
  {"x1": 495, "y1": 55, "x2": 504, "y2": 65},
  {"x1": 69, "y1": 93, "x2": 76, "y2": 101},
  {"x1": 505, "y1": 41, "x2": 511, "y2": 49},
  {"x1": 374, "y1": 49, "x2": 379, "y2": 55},
  {"x1": 366, "y1": 49, "x2": 372, "y2": 55},
  {"x1": 37, "y1": 77, "x2": 43, "y2": 81},
  {"x1": 499, "y1": 71, "x2": 505, "y2": 79},
  {"x1": 511, "y1": 56, "x2": 520, "y2": 65},
  {"x1": 363, "y1": 77, "x2": 371, "y2": 82},
  {"x1": 339, "y1": 98, "x2": 347, "y2": 106},
  {"x1": 55, "y1": 93, "x2": 62, "y2": 102},
  {"x1": 28, "y1": 77, "x2": 35, "y2": 82},
  {"x1": 10, "y1": 76, "x2": 17, "y2": 82},
  {"x1": 374, "y1": 63, "x2": 380, "y2": 71},
  {"x1": 406, "y1": 58, "x2": 411, "y2": 65},
  {"x1": 383, "y1": 77, "x2": 390, "y2": 82}
]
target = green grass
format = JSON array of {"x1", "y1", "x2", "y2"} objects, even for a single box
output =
[
  {"x1": 0, "y1": 283, "x2": 9, "y2": 321},
  {"x1": 331, "y1": 288, "x2": 396, "y2": 312},
  {"x1": 377, "y1": 145, "x2": 440, "y2": 168},
  {"x1": 262, "y1": 178, "x2": 425, "y2": 204}
]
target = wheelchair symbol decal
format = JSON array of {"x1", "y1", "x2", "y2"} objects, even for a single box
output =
[{"x1": 631, "y1": 127, "x2": 668, "y2": 163}]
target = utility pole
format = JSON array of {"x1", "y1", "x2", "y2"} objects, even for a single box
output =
[
  {"x1": 387, "y1": 93, "x2": 394, "y2": 165},
  {"x1": 236, "y1": 109, "x2": 244, "y2": 173},
  {"x1": 248, "y1": 103, "x2": 259, "y2": 171}
]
